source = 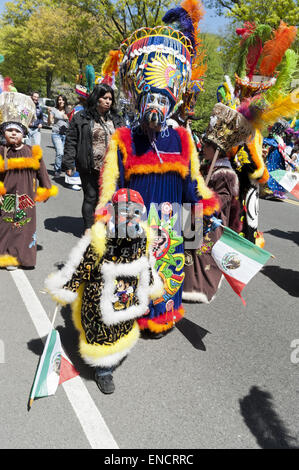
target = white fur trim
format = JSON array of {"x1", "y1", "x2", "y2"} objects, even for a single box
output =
[
  {"x1": 44, "y1": 233, "x2": 91, "y2": 303},
  {"x1": 100, "y1": 257, "x2": 151, "y2": 325},
  {"x1": 182, "y1": 275, "x2": 224, "y2": 304},
  {"x1": 182, "y1": 291, "x2": 211, "y2": 303},
  {"x1": 82, "y1": 348, "x2": 131, "y2": 368}
]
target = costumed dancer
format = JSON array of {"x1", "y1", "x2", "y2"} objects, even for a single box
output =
[
  {"x1": 263, "y1": 119, "x2": 293, "y2": 199},
  {"x1": 45, "y1": 188, "x2": 163, "y2": 394},
  {"x1": 222, "y1": 20, "x2": 297, "y2": 243},
  {"x1": 0, "y1": 92, "x2": 58, "y2": 270},
  {"x1": 182, "y1": 20, "x2": 299, "y2": 302},
  {"x1": 96, "y1": 0, "x2": 220, "y2": 337},
  {"x1": 183, "y1": 103, "x2": 252, "y2": 302}
]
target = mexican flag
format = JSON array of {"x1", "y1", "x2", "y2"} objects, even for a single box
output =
[
  {"x1": 270, "y1": 170, "x2": 299, "y2": 199},
  {"x1": 28, "y1": 329, "x2": 79, "y2": 410},
  {"x1": 211, "y1": 227, "x2": 272, "y2": 305}
]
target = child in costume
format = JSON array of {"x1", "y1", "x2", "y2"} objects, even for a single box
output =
[
  {"x1": 96, "y1": 0, "x2": 220, "y2": 336},
  {"x1": 45, "y1": 188, "x2": 163, "y2": 394},
  {"x1": 0, "y1": 92, "x2": 58, "y2": 270}
]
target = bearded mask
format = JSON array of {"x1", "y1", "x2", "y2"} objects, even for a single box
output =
[{"x1": 139, "y1": 92, "x2": 171, "y2": 129}]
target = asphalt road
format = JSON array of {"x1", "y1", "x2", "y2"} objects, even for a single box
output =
[{"x1": 0, "y1": 129, "x2": 298, "y2": 450}]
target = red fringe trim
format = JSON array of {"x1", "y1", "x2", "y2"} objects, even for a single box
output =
[
  {"x1": 138, "y1": 306, "x2": 185, "y2": 333},
  {"x1": 201, "y1": 194, "x2": 220, "y2": 216},
  {"x1": 117, "y1": 126, "x2": 191, "y2": 180}
]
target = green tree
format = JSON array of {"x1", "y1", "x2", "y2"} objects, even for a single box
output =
[
  {"x1": 205, "y1": 0, "x2": 299, "y2": 27},
  {"x1": 63, "y1": 0, "x2": 172, "y2": 44},
  {"x1": 191, "y1": 33, "x2": 225, "y2": 133},
  {"x1": 0, "y1": 1, "x2": 108, "y2": 95}
]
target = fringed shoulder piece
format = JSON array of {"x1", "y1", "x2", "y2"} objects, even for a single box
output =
[{"x1": 0, "y1": 144, "x2": 43, "y2": 172}]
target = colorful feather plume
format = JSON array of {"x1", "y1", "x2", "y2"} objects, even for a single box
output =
[
  {"x1": 85, "y1": 65, "x2": 95, "y2": 93},
  {"x1": 101, "y1": 50, "x2": 123, "y2": 77},
  {"x1": 163, "y1": 0, "x2": 206, "y2": 91},
  {"x1": 254, "y1": 89, "x2": 299, "y2": 129},
  {"x1": 266, "y1": 49, "x2": 298, "y2": 102},
  {"x1": 163, "y1": 0, "x2": 204, "y2": 52},
  {"x1": 237, "y1": 95, "x2": 268, "y2": 122},
  {"x1": 236, "y1": 23, "x2": 272, "y2": 78},
  {"x1": 259, "y1": 21, "x2": 297, "y2": 77}
]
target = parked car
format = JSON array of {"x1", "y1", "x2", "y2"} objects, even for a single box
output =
[{"x1": 38, "y1": 97, "x2": 55, "y2": 128}]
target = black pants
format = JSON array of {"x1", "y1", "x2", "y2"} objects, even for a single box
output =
[{"x1": 79, "y1": 170, "x2": 99, "y2": 230}]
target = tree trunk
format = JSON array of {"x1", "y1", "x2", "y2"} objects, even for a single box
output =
[{"x1": 46, "y1": 69, "x2": 53, "y2": 97}]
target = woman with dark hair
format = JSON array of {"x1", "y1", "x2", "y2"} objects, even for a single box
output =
[
  {"x1": 48, "y1": 95, "x2": 70, "y2": 177},
  {"x1": 63, "y1": 84, "x2": 123, "y2": 234}
]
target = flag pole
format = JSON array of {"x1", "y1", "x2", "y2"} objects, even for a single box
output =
[
  {"x1": 28, "y1": 304, "x2": 60, "y2": 411},
  {"x1": 205, "y1": 148, "x2": 220, "y2": 185}
]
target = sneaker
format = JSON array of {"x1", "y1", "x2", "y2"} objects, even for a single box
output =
[
  {"x1": 71, "y1": 184, "x2": 81, "y2": 191},
  {"x1": 6, "y1": 265, "x2": 18, "y2": 271},
  {"x1": 54, "y1": 171, "x2": 61, "y2": 178},
  {"x1": 95, "y1": 373, "x2": 115, "y2": 394}
]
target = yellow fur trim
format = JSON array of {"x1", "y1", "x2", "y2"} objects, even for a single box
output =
[
  {"x1": 124, "y1": 161, "x2": 189, "y2": 180},
  {"x1": 90, "y1": 221, "x2": 107, "y2": 259},
  {"x1": 0, "y1": 181, "x2": 6, "y2": 195},
  {"x1": 189, "y1": 135, "x2": 216, "y2": 201},
  {"x1": 35, "y1": 185, "x2": 58, "y2": 202},
  {"x1": 247, "y1": 131, "x2": 265, "y2": 181},
  {"x1": 98, "y1": 131, "x2": 122, "y2": 209},
  {"x1": 0, "y1": 254, "x2": 19, "y2": 267},
  {"x1": 71, "y1": 284, "x2": 140, "y2": 362},
  {"x1": 0, "y1": 145, "x2": 43, "y2": 172}
]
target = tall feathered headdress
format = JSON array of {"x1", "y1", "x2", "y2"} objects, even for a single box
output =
[
  {"x1": 162, "y1": 0, "x2": 206, "y2": 113},
  {"x1": 235, "y1": 20, "x2": 297, "y2": 100}
]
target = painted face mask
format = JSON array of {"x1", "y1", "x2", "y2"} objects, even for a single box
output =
[
  {"x1": 140, "y1": 92, "x2": 170, "y2": 129},
  {"x1": 107, "y1": 189, "x2": 146, "y2": 239}
]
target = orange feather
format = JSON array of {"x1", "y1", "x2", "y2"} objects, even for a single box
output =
[{"x1": 259, "y1": 21, "x2": 297, "y2": 77}]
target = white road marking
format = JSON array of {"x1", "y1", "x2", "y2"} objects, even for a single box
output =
[{"x1": 10, "y1": 269, "x2": 119, "y2": 450}]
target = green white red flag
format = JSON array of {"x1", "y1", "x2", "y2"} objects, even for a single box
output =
[
  {"x1": 270, "y1": 170, "x2": 299, "y2": 199},
  {"x1": 211, "y1": 226, "x2": 272, "y2": 305},
  {"x1": 28, "y1": 328, "x2": 79, "y2": 410}
]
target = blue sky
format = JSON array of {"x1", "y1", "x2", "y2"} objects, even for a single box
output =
[{"x1": 0, "y1": 1, "x2": 231, "y2": 34}]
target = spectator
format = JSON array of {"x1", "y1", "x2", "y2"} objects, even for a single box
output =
[
  {"x1": 63, "y1": 83, "x2": 123, "y2": 235},
  {"x1": 48, "y1": 95, "x2": 70, "y2": 178},
  {"x1": 26, "y1": 91, "x2": 43, "y2": 146},
  {"x1": 0, "y1": 92, "x2": 58, "y2": 270}
]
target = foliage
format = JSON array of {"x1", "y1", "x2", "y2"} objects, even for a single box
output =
[
  {"x1": 205, "y1": 0, "x2": 299, "y2": 28},
  {"x1": 191, "y1": 33, "x2": 225, "y2": 134},
  {"x1": 0, "y1": 0, "x2": 172, "y2": 95}
]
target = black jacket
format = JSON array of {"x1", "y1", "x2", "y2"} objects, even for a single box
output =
[
  {"x1": 30, "y1": 103, "x2": 44, "y2": 129},
  {"x1": 63, "y1": 109, "x2": 124, "y2": 173}
]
